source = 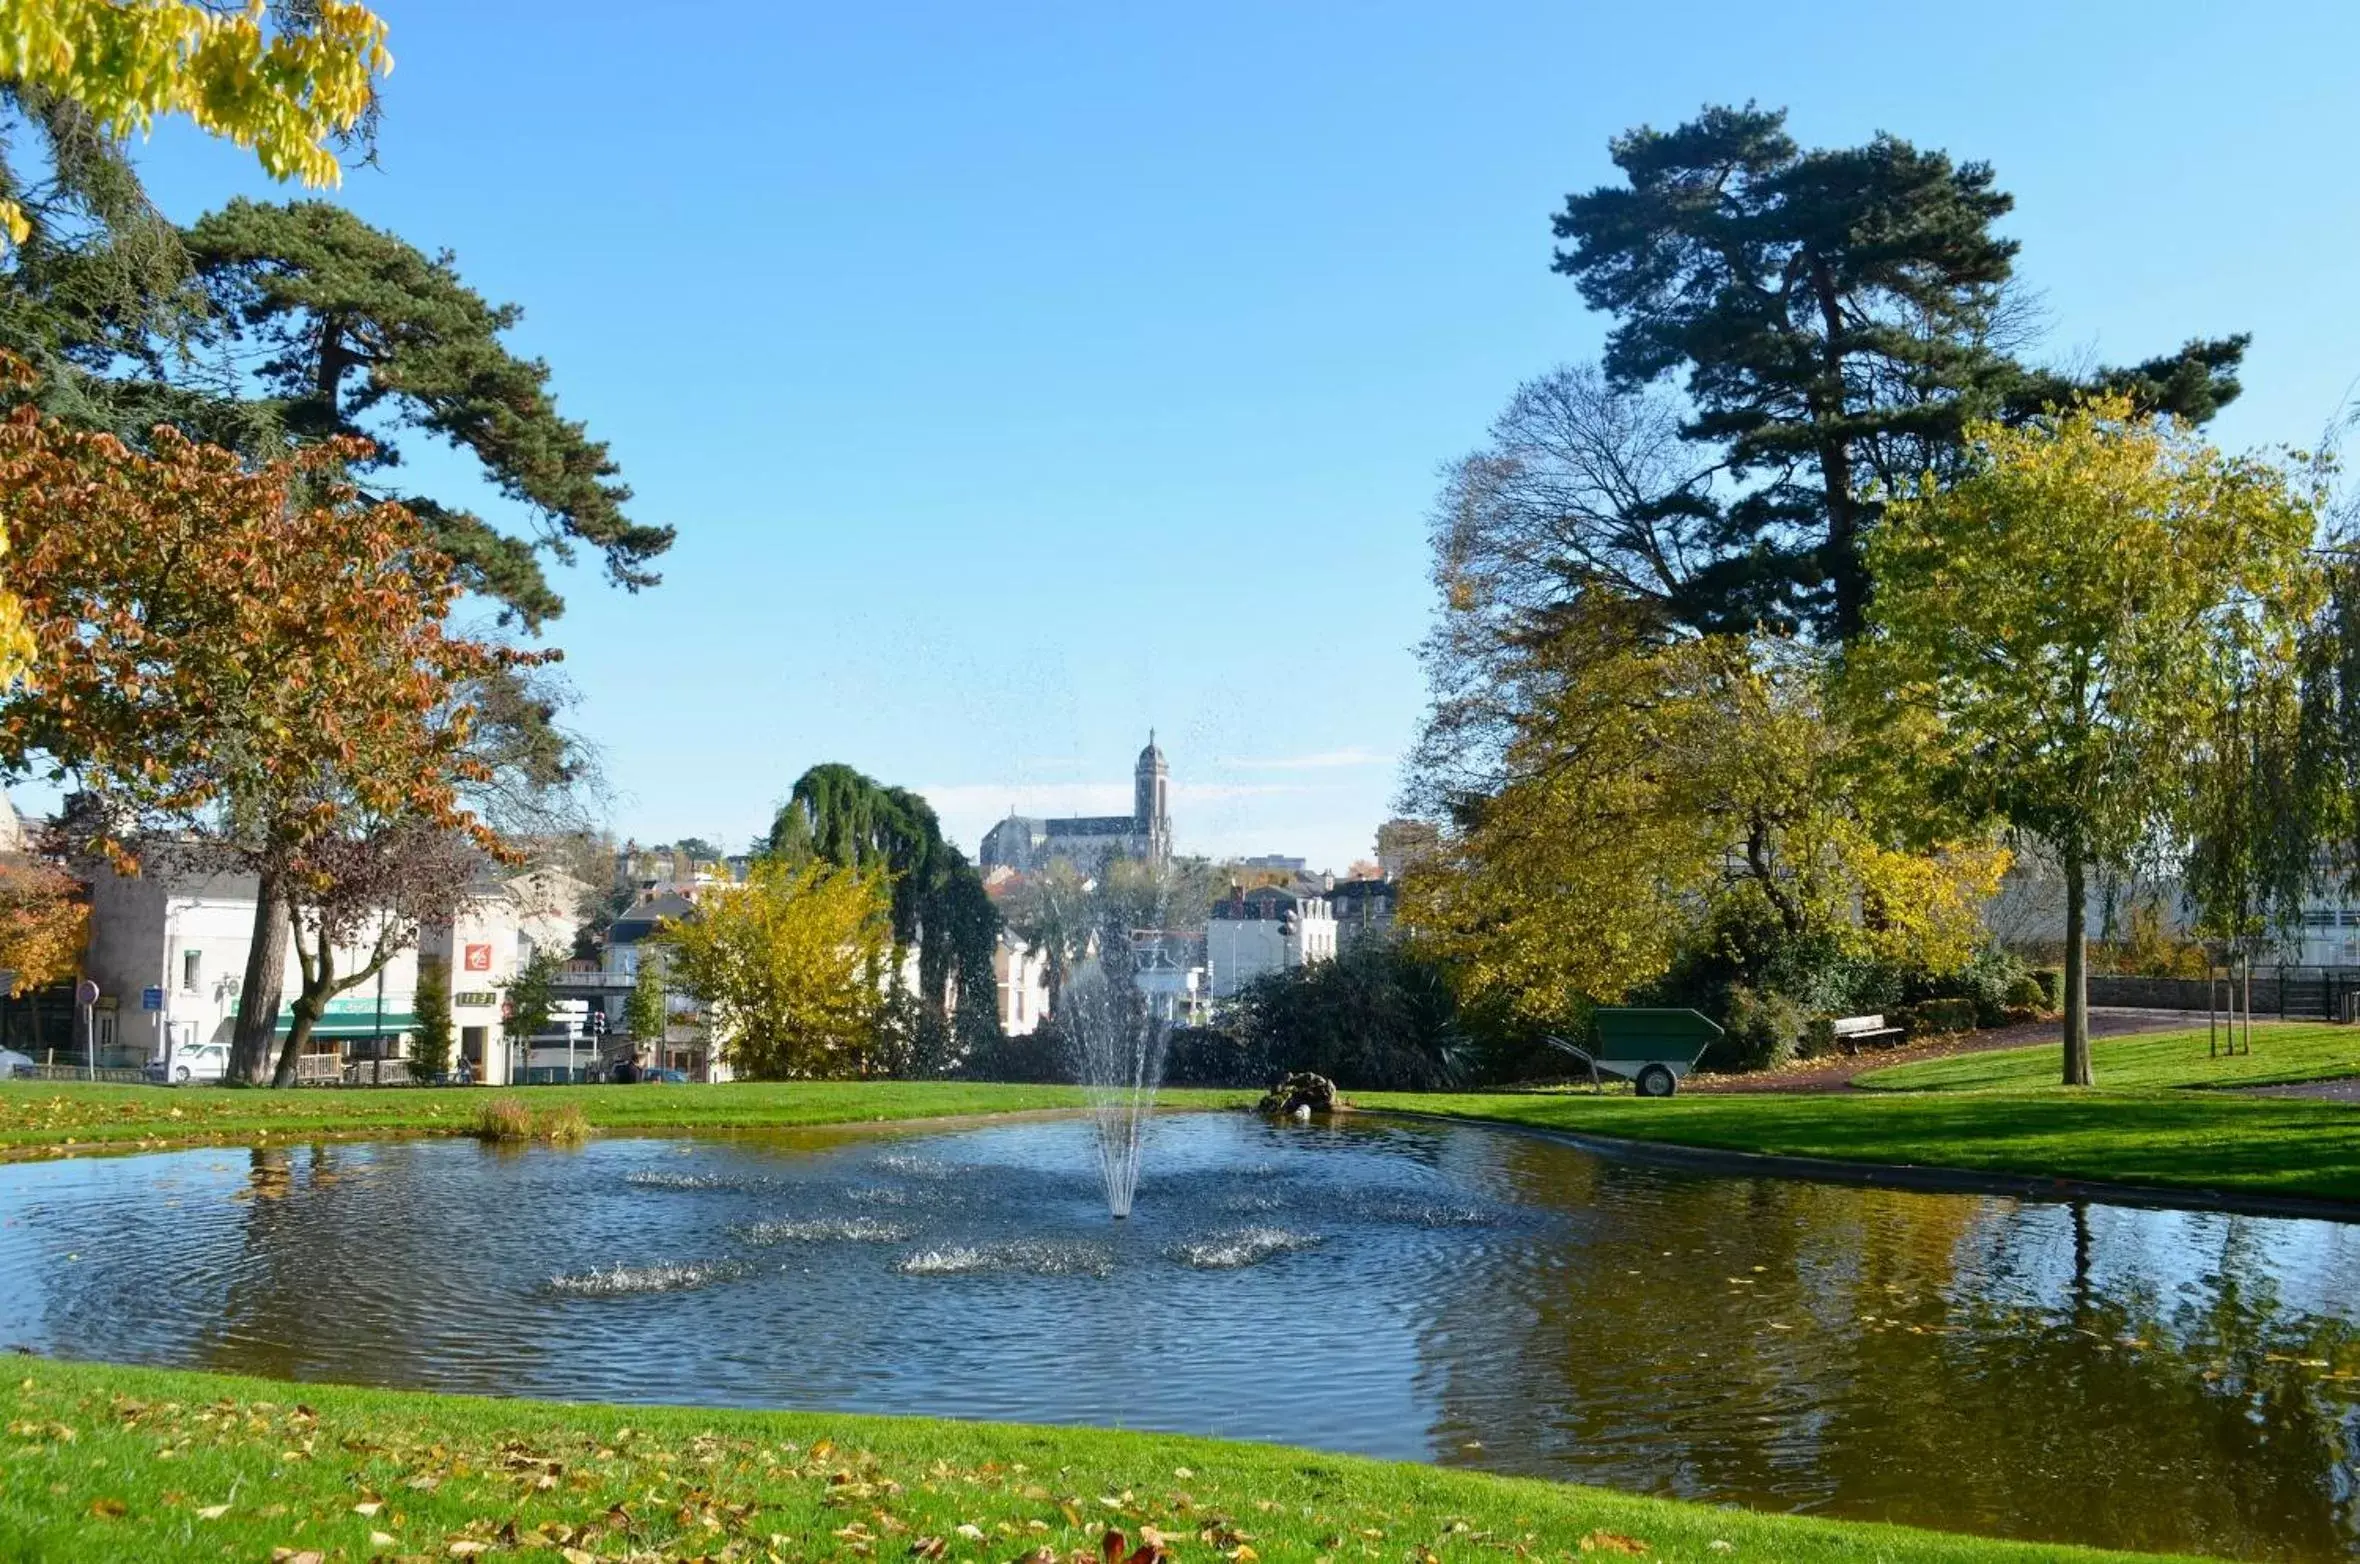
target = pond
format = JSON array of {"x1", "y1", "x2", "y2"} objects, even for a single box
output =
[{"x1": 3, "y1": 1111, "x2": 2359, "y2": 1560}]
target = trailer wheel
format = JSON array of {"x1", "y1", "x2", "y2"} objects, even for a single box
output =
[{"x1": 1635, "y1": 1063, "x2": 1677, "y2": 1098}]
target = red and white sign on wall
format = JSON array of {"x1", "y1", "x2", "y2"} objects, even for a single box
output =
[{"x1": 463, "y1": 943, "x2": 493, "y2": 973}]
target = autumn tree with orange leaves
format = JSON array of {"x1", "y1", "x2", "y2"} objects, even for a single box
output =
[
  {"x1": 0, "y1": 383, "x2": 548, "y2": 1083},
  {"x1": 0, "y1": 855, "x2": 84, "y2": 1052}
]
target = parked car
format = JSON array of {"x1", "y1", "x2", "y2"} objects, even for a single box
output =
[
  {"x1": 0, "y1": 1047, "x2": 33, "y2": 1079},
  {"x1": 645, "y1": 1068, "x2": 689, "y2": 1084},
  {"x1": 144, "y1": 1041, "x2": 232, "y2": 1085}
]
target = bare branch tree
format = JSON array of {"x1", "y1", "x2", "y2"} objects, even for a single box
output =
[{"x1": 1407, "y1": 364, "x2": 1722, "y2": 815}]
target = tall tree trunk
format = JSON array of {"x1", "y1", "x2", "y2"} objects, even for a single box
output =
[
  {"x1": 2062, "y1": 853, "x2": 2095, "y2": 1086},
  {"x1": 1808, "y1": 258, "x2": 1865, "y2": 638},
  {"x1": 229, "y1": 868, "x2": 291, "y2": 1085},
  {"x1": 274, "y1": 915, "x2": 335, "y2": 1088},
  {"x1": 274, "y1": 992, "x2": 321, "y2": 1088}
]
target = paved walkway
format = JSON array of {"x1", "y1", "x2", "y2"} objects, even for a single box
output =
[
  {"x1": 2244, "y1": 1078, "x2": 2360, "y2": 1103},
  {"x1": 1687, "y1": 1007, "x2": 2210, "y2": 1094}
]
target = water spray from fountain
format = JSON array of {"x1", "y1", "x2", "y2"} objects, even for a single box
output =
[{"x1": 1066, "y1": 956, "x2": 1172, "y2": 1219}]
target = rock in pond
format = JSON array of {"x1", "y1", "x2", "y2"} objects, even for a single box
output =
[{"x1": 1257, "y1": 1071, "x2": 1342, "y2": 1116}]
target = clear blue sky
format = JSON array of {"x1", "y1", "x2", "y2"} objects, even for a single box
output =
[{"x1": 124, "y1": 0, "x2": 2360, "y2": 871}]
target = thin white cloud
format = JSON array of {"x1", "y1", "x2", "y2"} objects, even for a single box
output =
[{"x1": 1216, "y1": 747, "x2": 1392, "y2": 771}]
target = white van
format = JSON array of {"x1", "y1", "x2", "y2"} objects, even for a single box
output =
[{"x1": 145, "y1": 1041, "x2": 232, "y2": 1085}]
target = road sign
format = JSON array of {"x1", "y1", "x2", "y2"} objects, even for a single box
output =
[
  {"x1": 74, "y1": 979, "x2": 99, "y2": 1007},
  {"x1": 141, "y1": 986, "x2": 164, "y2": 1012},
  {"x1": 550, "y1": 999, "x2": 591, "y2": 1016}
]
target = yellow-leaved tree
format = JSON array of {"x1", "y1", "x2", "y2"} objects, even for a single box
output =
[
  {"x1": 1858, "y1": 395, "x2": 2322, "y2": 1084},
  {"x1": 1404, "y1": 598, "x2": 2008, "y2": 1033},
  {"x1": 0, "y1": 0, "x2": 389, "y2": 244},
  {"x1": 656, "y1": 860, "x2": 896, "y2": 1080}
]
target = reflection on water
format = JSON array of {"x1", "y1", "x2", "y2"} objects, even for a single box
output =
[{"x1": 2, "y1": 1112, "x2": 2357, "y2": 1559}]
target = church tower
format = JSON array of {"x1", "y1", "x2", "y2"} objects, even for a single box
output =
[{"x1": 1134, "y1": 731, "x2": 1170, "y2": 865}]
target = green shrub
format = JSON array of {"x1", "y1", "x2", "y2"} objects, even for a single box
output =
[
  {"x1": 1227, "y1": 942, "x2": 1470, "y2": 1090},
  {"x1": 1655, "y1": 898, "x2": 1904, "y2": 1023},
  {"x1": 1905, "y1": 997, "x2": 1978, "y2": 1036},
  {"x1": 1937, "y1": 946, "x2": 2031, "y2": 1027},
  {"x1": 1798, "y1": 1016, "x2": 1838, "y2": 1059},
  {"x1": 1163, "y1": 1024, "x2": 1260, "y2": 1087},
  {"x1": 965, "y1": 1019, "x2": 1073, "y2": 1083},
  {"x1": 2031, "y1": 968, "x2": 2061, "y2": 1008},
  {"x1": 410, "y1": 956, "x2": 454, "y2": 1082},
  {"x1": 1712, "y1": 988, "x2": 1804, "y2": 1072},
  {"x1": 2002, "y1": 974, "x2": 2048, "y2": 1011}
]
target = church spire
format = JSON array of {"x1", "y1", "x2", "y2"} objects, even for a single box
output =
[{"x1": 1134, "y1": 730, "x2": 1170, "y2": 861}]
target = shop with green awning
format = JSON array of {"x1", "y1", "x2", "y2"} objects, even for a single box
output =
[{"x1": 273, "y1": 996, "x2": 418, "y2": 1040}]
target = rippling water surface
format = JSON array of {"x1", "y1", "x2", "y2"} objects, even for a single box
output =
[{"x1": 4, "y1": 1111, "x2": 2360, "y2": 1559}]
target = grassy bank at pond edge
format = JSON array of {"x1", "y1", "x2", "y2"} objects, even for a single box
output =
[
  {"x1": 7, "y1": 1038, "x2": 2360, "y2": 1203},
  {"x1": 1, "y1": 1358, "x2": 2207, "y2": 1563},
  {"x1": 0, "y1": 1081, "x2": 1259, "y2": 1158},
  {"x1": 1367, "y1": 1082, "x2": 2360, "y2": 1205},
  {"x1": 1855, "y1": 1022, "x2": 2360, "y2": 1093}
]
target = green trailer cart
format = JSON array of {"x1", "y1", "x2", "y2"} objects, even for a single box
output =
[{"x1": 1547, "y1": 1007, "x2": 1722, "y2": 1097}]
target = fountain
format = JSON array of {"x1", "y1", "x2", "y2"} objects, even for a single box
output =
[{"x1": 1064, "y1": 955, "x2": 1173, "y2": 1219}]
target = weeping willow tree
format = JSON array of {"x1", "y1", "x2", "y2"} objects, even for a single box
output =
[
  {"x1": 2182, "y1": 505, "x2": 2356, "y2": 979},
  {"x1": 766, "y1": 764, "x2": 1000, "y2": 1060},
  {"x1": 2181, "y1": 634, "x2": 2315, "y2": 964},
  {"x1": 2282, "y1": 554, "x2": 2360, "y2": 908}
]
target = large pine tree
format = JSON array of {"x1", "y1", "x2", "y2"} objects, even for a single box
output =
[
  {"x1": 173, "y1": 199, "x2": 669, "y2": 1080},
  {"x1": 185, "y1": 198, "x2": 673, "y2": 627},
  {"x1": 1553, "y1": 103, "x2": 2247, "y2": 639}
]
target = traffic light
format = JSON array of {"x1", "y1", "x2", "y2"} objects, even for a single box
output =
[
  {"x1": 1278, "y1": 907, "x2": 1299, "y2": 940},
  {"x1": 587, "y1": 1008, "x2": 608, "y2": 1037}
]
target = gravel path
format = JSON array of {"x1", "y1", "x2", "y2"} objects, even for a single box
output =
[
  {"x1": 2243, "y1": 1077, "x2": 2360, "y2": 1103},
  {"x1": 1687, "y1": 1007, "x2": 2211, "y2": 1094}
]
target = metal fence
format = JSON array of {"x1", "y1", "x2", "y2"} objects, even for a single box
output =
[
  {"x1": 2088, "y1": 968, "x2": 2360, "y2": 1021},
  {"x1": 8, "y1": 1063, "x2": 148, "y2": 1084}
]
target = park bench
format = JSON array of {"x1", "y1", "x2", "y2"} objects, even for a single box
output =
[{"x1": 1830, "y1": 1014, "x2": 1905, "y2": 1055}]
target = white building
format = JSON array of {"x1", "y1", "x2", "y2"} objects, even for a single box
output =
[
  {"x1": 82, "y1": 850, "x2": 576, "y2": 1083},
  {"x1": 993, "y1": 930, "x2": 1054, "y2": 1035},
  {"x1": 1203, "y1": 885, "x2": 1336, "y2": 1000}
]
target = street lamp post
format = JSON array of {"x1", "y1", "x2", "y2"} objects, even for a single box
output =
[{"x1": 74, "y1": 978, "x2": 99, "y2": 1081}]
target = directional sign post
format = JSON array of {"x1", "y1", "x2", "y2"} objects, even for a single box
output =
[{"x1": 551, "y1": 1000, "x2": 589, "y2": 1081}]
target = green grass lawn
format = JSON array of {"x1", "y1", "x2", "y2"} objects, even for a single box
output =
[
  {"x1": 0, "y1": 1079, "x2": 1255, "y2": 1158},
  {"x1": 0, "y1": 1358, "x2": 2206, "y2": 1563},
  {"x1": 1367, "y1": 1083, "x2": 2360, "y2": 1203},
  {"x1": 1856, "y1": 1022, "x2": 2360, "y2": 1093},
  {"x1": 11, "y1": 1063, "x2": 2360, "y2": 1204}
]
